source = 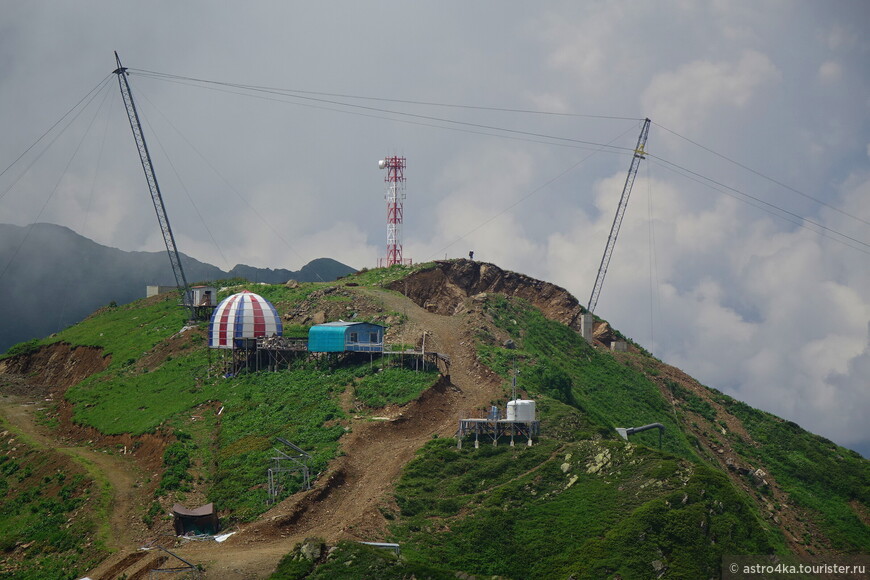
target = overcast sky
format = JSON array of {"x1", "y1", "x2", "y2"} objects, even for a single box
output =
[{"x1": 1, "y1": 1, "x2": 868, "y2": 456}]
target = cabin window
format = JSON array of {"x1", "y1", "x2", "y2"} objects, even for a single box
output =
[
  {"x1": 349, "y1": 332, "x2": 358, "y2": 343},
  {"x1": 369, "y1": 332, "x2": 378, "y2": 343}
]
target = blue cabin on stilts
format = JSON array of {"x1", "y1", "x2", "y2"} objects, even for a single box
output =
[{"x1": 308, "y1": 322, "x2": 385, "y2": 353}]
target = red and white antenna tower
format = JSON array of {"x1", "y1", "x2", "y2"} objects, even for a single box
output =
[{"x1": 378, "y1": 156, "x2": 411, "y2": 267}]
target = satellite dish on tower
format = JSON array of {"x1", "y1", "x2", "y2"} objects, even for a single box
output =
[{"x1": 378, "y1": 159, "x2": 387, "y2": 169}]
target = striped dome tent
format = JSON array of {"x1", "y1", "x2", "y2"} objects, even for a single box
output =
[{"x1": 208, "y1": 290, "x2": 283, "y2": 349}]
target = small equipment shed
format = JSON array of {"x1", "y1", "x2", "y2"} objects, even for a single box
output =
[
  {"x1": 172, "y1": 502, "x2": 219, "y2": 536},
  {"x1": 190, "y1": 285, "x2": 217, "y2": 307},
  {"x1": 308, "y1": 322, "x2": 385, "y2": 353}
]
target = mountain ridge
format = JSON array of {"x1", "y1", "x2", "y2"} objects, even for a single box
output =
[{"x1": 0, "y1": 222, "x2": 356, "y2": 353}]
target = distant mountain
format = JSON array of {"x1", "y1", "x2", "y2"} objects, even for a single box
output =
[
  {"x1": 226, "y1": 258, "x2": 355, "y2": 284},
  {"x1": 0, "y1": 223, "x2": 356, "y2": 353}
]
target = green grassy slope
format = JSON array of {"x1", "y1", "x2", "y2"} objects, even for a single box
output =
[
  {"x1": 722, "y1": 398, "x2": 870, "y2": 552},
  {"x1": 478, "y1": 295, "x2": 696, "y2": 458},
  {"x1": 389, "y1": 438, "x2": 783, "y2": 579},
  {"x1": 0, "y1": 420, "x2": 109, "y2": 579},
  {"x1": 476, "y1": 294, "x2": 869, "y2": 553}
]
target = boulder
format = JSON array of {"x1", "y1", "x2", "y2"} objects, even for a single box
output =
[{"x1": 300, "y1": 537, "x2": 324, "y2": 561}]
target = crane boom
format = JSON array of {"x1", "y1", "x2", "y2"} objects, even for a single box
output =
[
  {"x1": 113, "y1": 52, "x2": 193, "y2": 318},
  {"x1": 587, "y1": 118, "x2": 651, "y2": 314}
]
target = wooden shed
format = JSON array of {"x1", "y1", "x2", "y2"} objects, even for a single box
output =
[{"x1": 308, "y1": 322, "x2": 385, "y2": 353}]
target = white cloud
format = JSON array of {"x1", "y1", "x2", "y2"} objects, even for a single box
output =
[
  {"x1": 642, "y1": 50, "x2": 781, "y2": 133},
  {"x1": 414, "y1": 145, "x2": 544, "y2": 266},
  {"x1": 824, "y1": 23, "x2": 859, "y2": 51},
  {"x1": 541, "y1": 159, "x2": 869, "y2": 451}
]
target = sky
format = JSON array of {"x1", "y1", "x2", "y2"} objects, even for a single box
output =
[{"x1": 1, "y1": 1, "x2": 868, "y2": 455}]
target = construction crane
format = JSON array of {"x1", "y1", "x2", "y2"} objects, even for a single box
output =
[
  {"x1": 587, "y1": 117, "x2": 651, "y2": 314},
  {"x1": 113, "y1": 52, "x2": 194, "y2": 319}
]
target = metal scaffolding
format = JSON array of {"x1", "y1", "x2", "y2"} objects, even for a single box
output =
[
  {"x1": 456, "y1": 406, "x2": 540, "y2": 449},
  {"x1": 267, "y1": 438, "x2": 311, "y2": 504}
]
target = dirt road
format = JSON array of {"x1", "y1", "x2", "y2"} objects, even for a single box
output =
[{"x1": 0, "y1": 394, "x2": 143, "y2": 551}]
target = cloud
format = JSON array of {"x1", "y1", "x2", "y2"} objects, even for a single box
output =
[
  {"x1": 413, "y1": 144, "x2": 543, "y2": 266},
  {"x1": 642, "y1": 51, "x2": 781, "y2": 133},
  {"x1": 824, "y1": 323, "x2": 870, "y2": 444},
  {"x1": 824, "y1": 23, "x2": 859, "y2": 51},
  {"x1": 540, "y1": 162, "x2": 869, "y2": 451}
]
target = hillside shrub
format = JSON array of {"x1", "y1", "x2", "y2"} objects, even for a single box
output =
[{"x1": 156, "y1": 441, "x2": 193, "y2": 496}]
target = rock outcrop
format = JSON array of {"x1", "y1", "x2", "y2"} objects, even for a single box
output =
[{"x1": 388, "y1": 260, "x2": 587, "y2": 331}]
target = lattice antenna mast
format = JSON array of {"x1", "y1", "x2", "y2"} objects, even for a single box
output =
[
  {"x1": 587, "y1": 118, "x2": 651, "y2": 314},
  {"x1": 113, "y1": 52, "x2": 193, "y2": 318},
  {"x1": 379, "y1": 156, "x2": 407, "y2": 267}
]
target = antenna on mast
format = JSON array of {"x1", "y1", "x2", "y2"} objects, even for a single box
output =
[{"x1": 378, "y1": 156, "x2": 411, "y2": 268}]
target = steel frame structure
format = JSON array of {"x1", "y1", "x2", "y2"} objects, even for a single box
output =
[
  {"x1": 587, "y1": 118, "x2": 651, "y2": 314},
  {"x1": 456, "y1": 417, "x2": 540, "y2": 449},
  {"x1": 147, "y1": 545, "x2": 201, "y2": 579},
  {"x1": 113, "y1": 52, "x2": 194, "y2": 319},
  {"x1": 267, "y1": 438, "x2": 311, "y2": 504}
]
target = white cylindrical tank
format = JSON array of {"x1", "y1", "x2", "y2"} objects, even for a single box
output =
[{"x1": 507, "y1": 399, "x2": 536, "y2": 422}]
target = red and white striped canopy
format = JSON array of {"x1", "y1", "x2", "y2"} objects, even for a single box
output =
[{"x1": 208, "y1": 290, "x2": 282, "y2": 349}]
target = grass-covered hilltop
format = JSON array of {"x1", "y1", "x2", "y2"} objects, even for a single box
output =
[{"x1": 0, "y1": 259, "x2": 867, "y2": 579}]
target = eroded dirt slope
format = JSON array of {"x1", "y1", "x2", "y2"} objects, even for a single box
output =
[{"x1": 389, "y1": 259, "x2": 587, "y2": 331}]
